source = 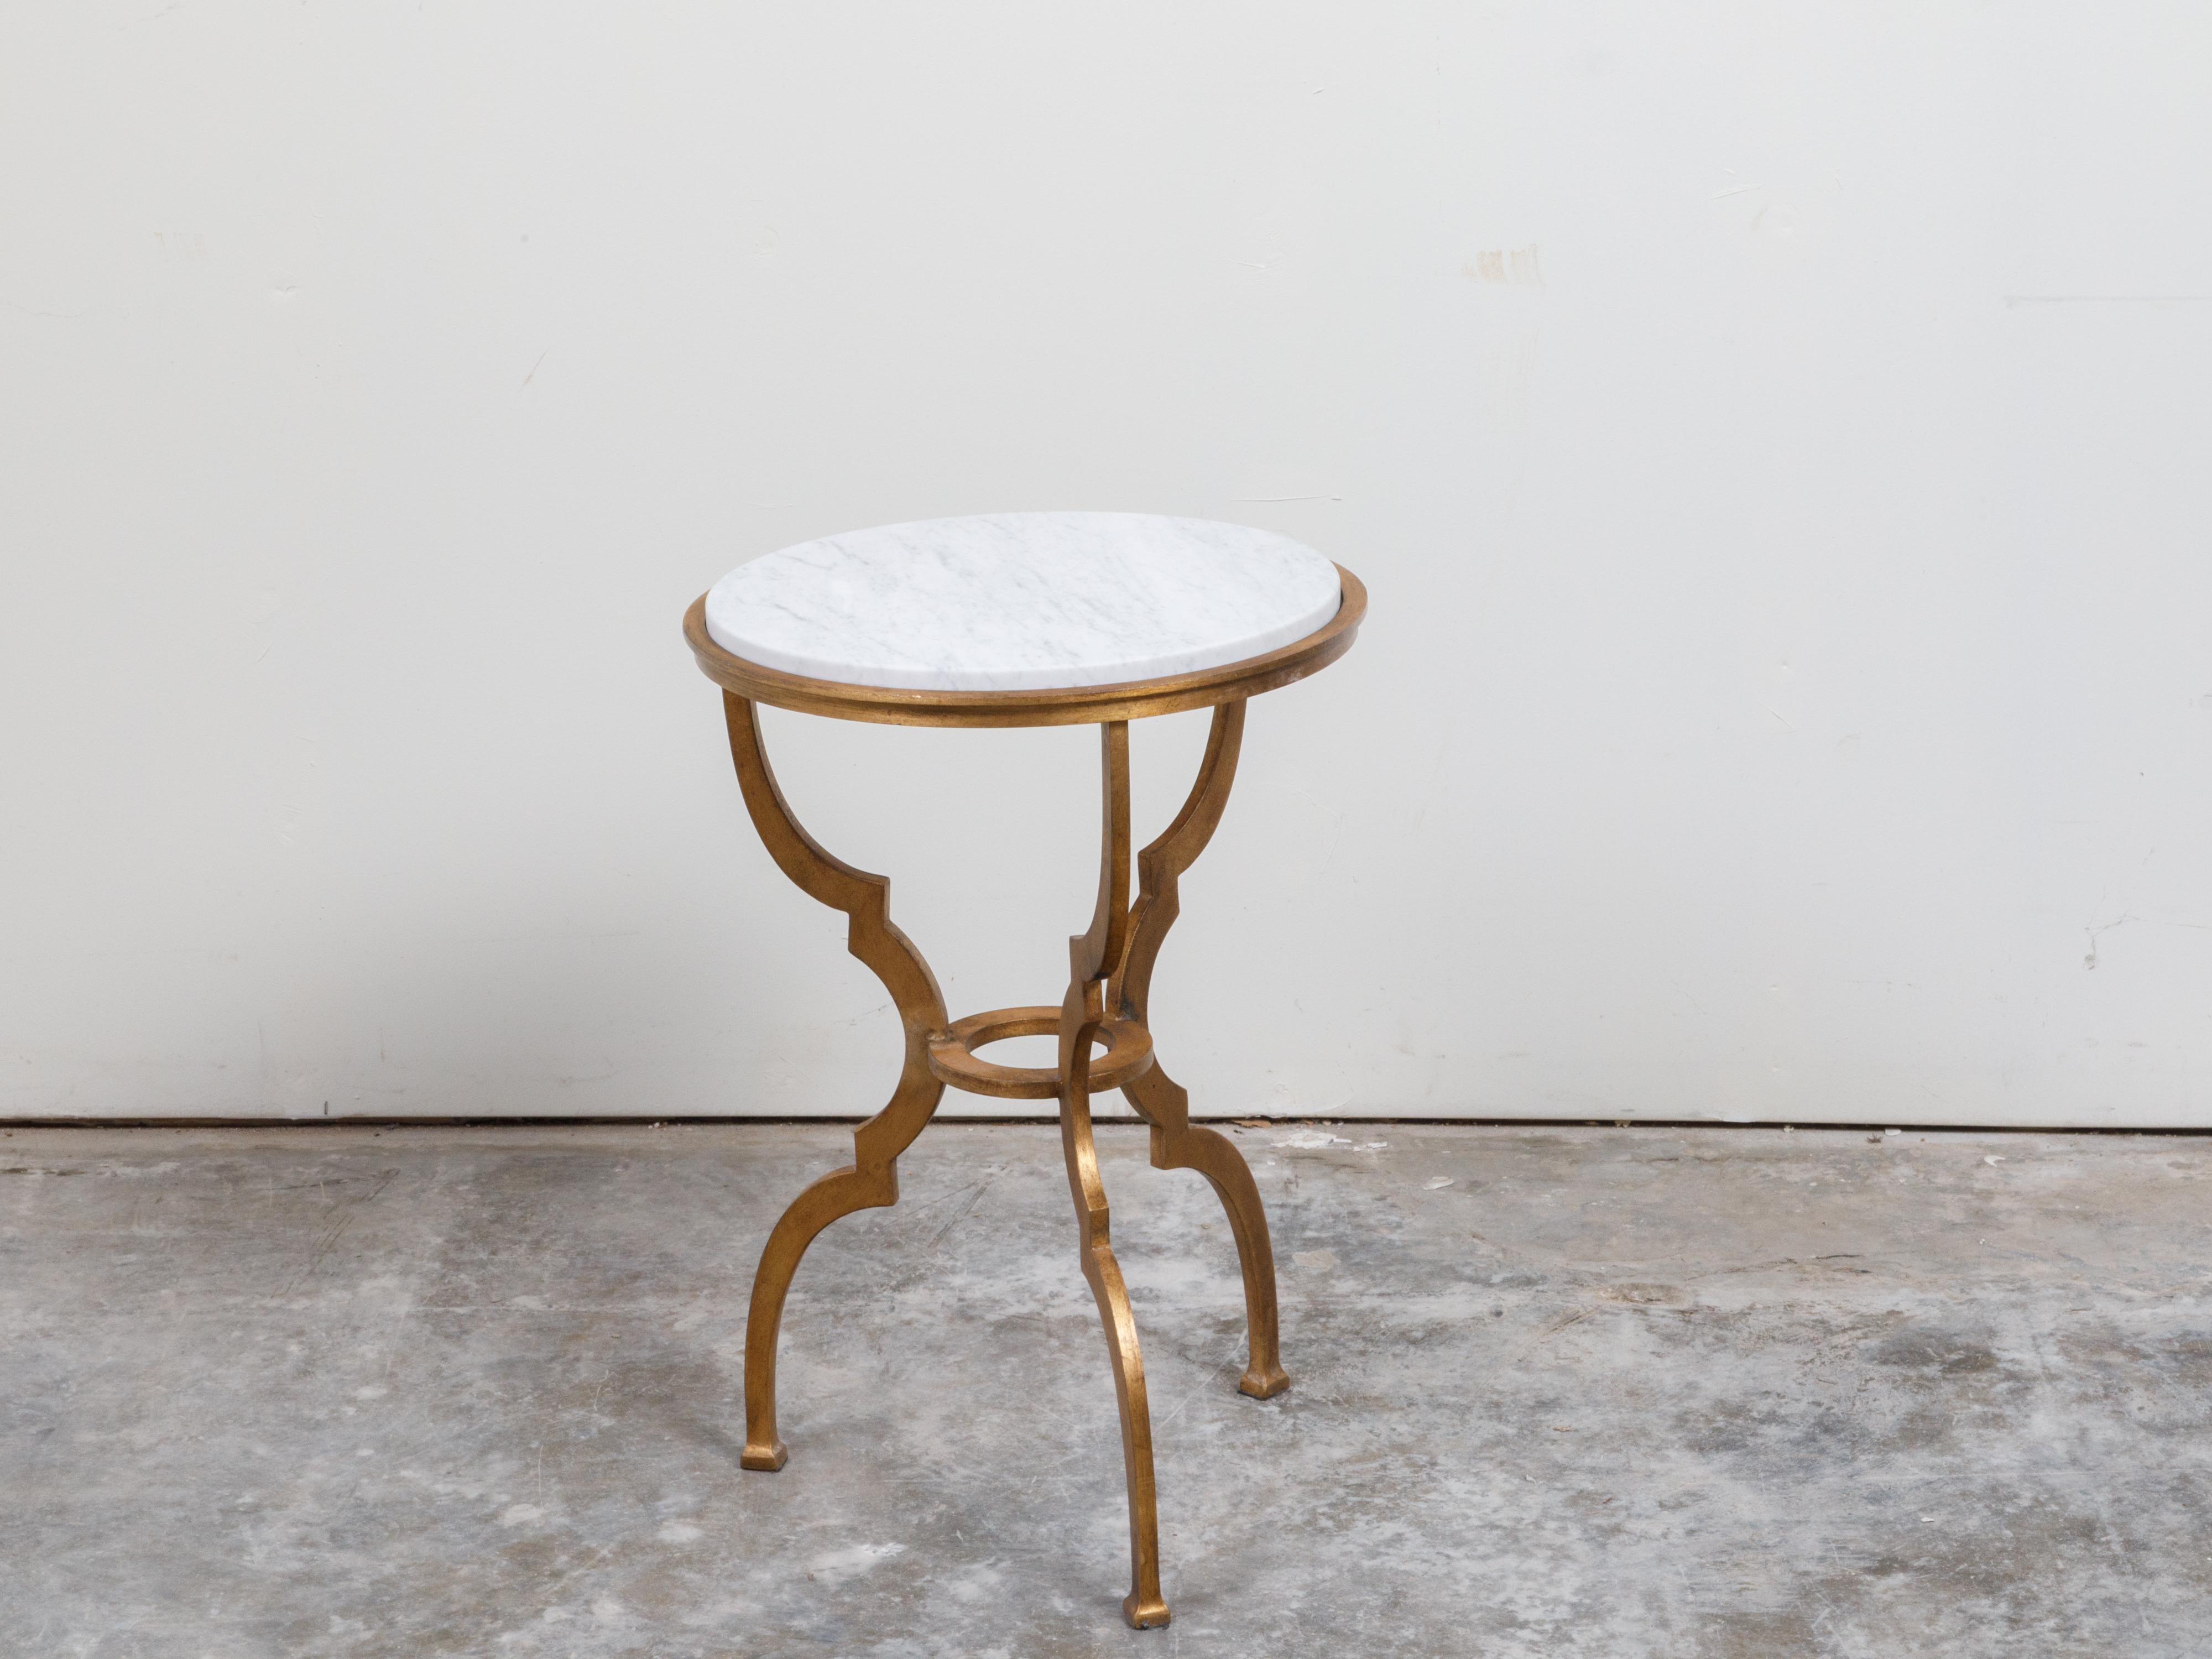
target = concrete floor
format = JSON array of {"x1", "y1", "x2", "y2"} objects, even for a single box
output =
[{"x1": 3, "y1": 1121, "x2": 2210, "y2": 1657}]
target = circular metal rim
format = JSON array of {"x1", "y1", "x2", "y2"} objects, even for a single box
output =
[
  {"x1": 685, "y1": 564, "x2": 1366, "y2": 728},
  {"x1": 927, "y1": 1005, "x2": 1155, "y2": 1100}
]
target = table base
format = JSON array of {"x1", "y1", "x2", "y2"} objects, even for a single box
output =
[{"x1": 720, "y1": 693, "x2": 1288, "y2": 1629}]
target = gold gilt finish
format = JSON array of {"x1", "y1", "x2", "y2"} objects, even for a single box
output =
[
  {"x1": 929, "y1": 1005, "x2": 1154, "y2": 1100},
  {"x1": 705, "y1": 581, "x2": 1360, "y2": 1627},
  {"x1": 721, "y1": 695, "x2": 947, "y2": 1478}
]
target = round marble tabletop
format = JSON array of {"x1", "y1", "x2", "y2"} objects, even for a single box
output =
[{"x1": 703, "y1": 512, "x2": 1342, "y2": 692}]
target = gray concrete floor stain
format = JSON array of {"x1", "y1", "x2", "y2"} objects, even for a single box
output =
[{"x1": 2, "y1": 1121, "x2": 2209, "y2": 1656}]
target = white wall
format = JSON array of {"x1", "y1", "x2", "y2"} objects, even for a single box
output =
[{"x1": 6, "y1": 3, "x2": 2210, "y2": 1126}]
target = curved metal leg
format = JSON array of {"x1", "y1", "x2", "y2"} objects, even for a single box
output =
[
  {"x1": 1111, "y1": 702, "x2": 1288, "y2": 1397},
  {"x1": 1120, "y1": 1068, "x2": 1288, "y2": 1399},
  {"x1": 722, "y1": 693, "x2": 948, "y2": 1472},
  {"x1": 1060, "y1": 721, "x2": 1171, "y2": 1629}
]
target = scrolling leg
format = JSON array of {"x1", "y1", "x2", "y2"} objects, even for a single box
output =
[
  {"x1": 1110, "y1": 701, "x2": 1287, "y2": 1397},
  {"x1": 721, "y1": 693, "x2": 949, "y2": 1470},
  {"x1": 1061, "y1": 721, "x2": 1171, "y2": 1627}
]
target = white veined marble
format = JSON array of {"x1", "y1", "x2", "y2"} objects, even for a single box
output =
[{"x1": 703, "y1": 512, "x2": 1343, "y2": 692}]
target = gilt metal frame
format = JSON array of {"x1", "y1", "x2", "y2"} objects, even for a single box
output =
[{"x1": 691, "y1": 567, "x2": 1364, "y2": 1628}]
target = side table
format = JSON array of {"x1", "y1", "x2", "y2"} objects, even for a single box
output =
[{"x1": 684, "y1": 512, "x2": 1365, "y2": 1626}]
